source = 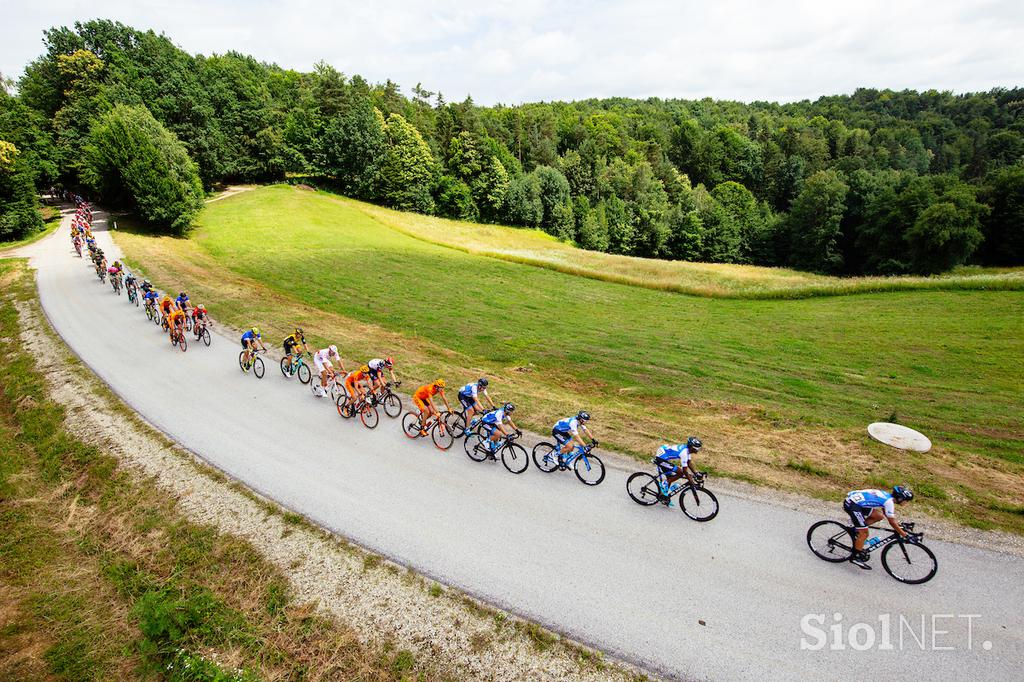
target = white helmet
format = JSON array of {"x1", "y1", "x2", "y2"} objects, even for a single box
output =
[{"x1": 329, "y1": 344, "x2": 339, "y2": 356}]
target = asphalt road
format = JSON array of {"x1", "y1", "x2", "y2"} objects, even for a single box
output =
[{"x1": 18, "y1": 208, "x2": 1024, "y2": 680}]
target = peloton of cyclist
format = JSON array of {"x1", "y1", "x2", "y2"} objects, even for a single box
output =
[
  {"x1": 241, "y1": 327, "x2": 267, "y2": 370},
  {"x1": 479, "y1": 402, "x2": 520, "y2": 452},
  {"x1": 312, "y1": 345, "x2": 345, "y2": 397},
  {"x1": 843, "y1": 486, "x2": 916, "y2": 570},
  {"x1": 653, "y1": 437, "x2": 704, "y2": 506},
  {"x1": 282, "y1": 328, "x2": 309, "y2": 372},
  {"x1": 458, "y1": 378, "x2": 495, "y2": 435},
  {"x1": 366, "y1": 357, "x2": 398, "y2": 394},
  {"x1": 412, "y1": 380, "x2": 451, "y2": 436},
  {"x1": 551, "y1": 411, "x2": 597, "y2": 464}
]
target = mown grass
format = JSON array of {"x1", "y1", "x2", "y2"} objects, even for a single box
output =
[
  {"x1": 340, "y1": 192, "x2": 1024, "y2": 300},
  {"x1": 112, "y1": 186, "x2": 1024, "y2": 532},
  {"x1": 0, "y1": 213, "x2": 62, "y2": 253},
  {"x1": 0, "y1": 259, "x2": 429, "y2": 681}
]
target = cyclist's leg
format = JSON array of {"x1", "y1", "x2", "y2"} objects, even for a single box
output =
[{"x1": 844, "y1": 500, "x2": 870, "y2": 551}]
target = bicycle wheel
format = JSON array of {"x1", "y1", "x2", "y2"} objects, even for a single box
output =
[
  {"x1": 402, "y1": 412, "x2": 422, "y2": 439},
  {"x1": 574, "y1": 453, "x2": 605, "y2": 486},
  {"x1": 145, "y1": 306, "x2": 153, "y2": 321},
  {"x1": 626, "y1": 472, "x2": 661, "y2": 506},
  {"x1": 201, "y1": 328, "x2": 211, "y2": 347},
  {"x1": 431, "y1": 422, "x2": 454, "y2": 450},
  {"x1": 463, "y1": 434, "x2": 488, "y2": 462},
  {"x1": 360, "y1": 404, "x2": 379, "y2": 429},
  {"x1": 806, "y1": 521, "x2": 854, "y2": 563},
  {"x1": 280, "y1": 356, "x2": 292, "y2": 378},
  {"x1": 881, "y1": 541, "x2": 938, "y2": 585},
  {"x1": 178, "y1": 334, "x2": 188, "y2": 352},
  {"x1": 253, "y1": 357, "x2": 265, "y2": 379},
  {"x1": 297, "y1": 363, "x2": 311, "y2": 384},
  {"x1": 532, "y1": 442, "x2": 559, "y2": 473},
  {"x1": 679, "y1": 487, "x2": 718, "y2": 522},
  {"x1": 381, "y1": 392, "x2": 401, "y2": 418},
  {"x1": 501, "y1": 443, "x2": 529, "y2": 474},
  {"x1": 238, "y1": 351, "x2": 247, "y2": 372},
  {"x1": 446, "y1": 412, "x2": 466, "y2": 439}
]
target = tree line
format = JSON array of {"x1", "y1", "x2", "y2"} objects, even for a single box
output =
[{"x1": 1, "y1": 19, "x2": 1021, "y2": 274}]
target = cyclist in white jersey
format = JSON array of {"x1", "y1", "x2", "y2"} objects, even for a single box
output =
[
  {"x1": 843, "y1": 486, "x2": 915, "y2": 569},
  {"x1": 313, "y1": 345, "x2": 345, "y2": 397},
  {"x1": 366, "y1": 357, "x2": 398, "y2": 394}
]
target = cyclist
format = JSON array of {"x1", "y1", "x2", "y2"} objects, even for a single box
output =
[
  {"x1": 412, "y1": 380, "x2": 451, "y2": 436},
  {"x1": 312, "y1": 345, "x2": 345, "y2": 397},
  {"x1": 107, "y1": 260, "x2": 122, "y2": 286},
  {"x1": 344, "y1": 364, "x2": 372, "y2": 403},
  {"x1": 551, "y1": 411, "x2": 597, "y2": 465},
  {"x1": 191, "y1": 304, "x2": 209, "y2": 334},
  {"x1": 479, "y1": 402, "x2": 520, "y2": 453},
  {"x1": 143, "y1": 288, "x2": 160, "y2": 313},
  {"x1": 282, "y1": 328, "x2": 309, "y2": 372},
  {"x1": 159, "y1": 293, "x2": 174, "y2": 323},
  {"x1": 139, "y1": 279, "x2": 155, "y2": 295},
  {"x1": 175, "y1": 291, "x2": 190, "y2": 312},
  {"x1": 123, "y1": 268, "x2": 137, "y2": 294},
  {"x1": 654, "y1": 437, "x2": 704, "y2": 505},
  {"x1": 241, "y1": 327, "x2": 266, "y2": 369},
  {"x1": 844, "y1": 486, "x2": 916, "y2": 570},
  {"x1": 457, "y1": 378, "x2": 495, "y2": 435},
  {"x1": 366, "y1": 357, "x2": 398, "y2": 394},
  {"x1": 167, "y1": 307, "x2": 186, "y2": 342}
]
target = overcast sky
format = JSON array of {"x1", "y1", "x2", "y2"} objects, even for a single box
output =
[{"x1": 3, "y1": 0, "x2": 1022, "y2": 105}]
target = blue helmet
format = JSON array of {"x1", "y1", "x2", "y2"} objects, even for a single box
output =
[
  {"x1": 686, "y1": 436, "x2": 702, "y2": 451},
  {"x1": 892, "y1": 485, "x2": 913, "y2": 503}
]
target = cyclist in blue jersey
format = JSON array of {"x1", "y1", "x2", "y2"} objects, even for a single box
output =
[
  {"x1": 241, "y1": 327, "x2": 266, "y2": 370},
  {"x1": 844, "y1": 486, "x2": 915, "y2": 569},
  {"x1": 458, "y1": 378, "x2": 494, "y2": 435},
  {"x1": 175, "y1": 291, "x2": 190, "y2": 313},
  {"x1": 654, "y1": 437, "x2": 704, "y2": 505},
  {"x1": 479, "y1": 402, "x2": 520, "y2": 452},
  {"x1": 551, "y1": 411, "x2": 596, "y2": 464},
  {"x1": 143, "y1": 289, "x2": 159, "y2": 309}
]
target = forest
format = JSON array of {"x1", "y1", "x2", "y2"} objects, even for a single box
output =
[{"x1": 1, "y1": 19, "x2": 1022, "y2": 275}]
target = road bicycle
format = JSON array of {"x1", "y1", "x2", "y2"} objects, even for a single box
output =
[
  {"x1": 126, "y1": 281, "x2": 139, "y2": 306},
  {"x1": 238, "y1": 348, "x2": 266, "y2": 378},
  {"x1": 168, "y1": 323, "x2": 188, "y2": 352},
  {"x1": 192, "y1": 318, "x2": 212, "y2": 347},
  {"x1": 336, "y1": 391, "x2": 380, "y2": 429},
  {"x1": 110, "y1": 272, "x2": 122, "y2": 295},
  {"x1": 73, "y1": 238, "x2": 82, "y2": 257},
  {"x1": 626, "y1": 467, "x2": 719, "y2": 521},
  {"x1": 144, "y1": 299, "x2": 157, "y2": 322},
  {"x1": 279, "y1": 351, "x2": 312, "y2": 383},
  {"x1": 371, "y1": 381, "x2": 402, "y2": 418},
  {"x1": 464, "y1": 429, "x2": 528, "y2": 474},
  {"x1": 401, "y1": 410, "x2": 454, "y2": 451},
  {"x1": 96, "y1": 263, "x2": 106, "y2": 283},
  {"x1": 311, "y1": 372, "x2": 345, "y2": 402},
  {"x1": 445, "y1": 408, "x2": 491, "y2": 440},
  {"x1": 806, "y1": 520, "x2": 937, "y2": 585},
  {"x1": 183, "y1": 310, "x2": 193, "y2": 332},
  {"x1": 532, "y1": 441, "x2": 605, "y2": 486}
]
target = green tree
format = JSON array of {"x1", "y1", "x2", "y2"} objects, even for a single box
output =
[
  {"x1": 0, "y1": 140, "x2": 44, "y2": 241},
  {"x1": 379, "y1": 112, "x2": 435, "y2": 213},
  {"x1": 320, "y1": 98, "x2": 386, "y2": 197},
  {"x1": 978, "y1": 164, "x2": 1024, "y2": 264},
  {"x1": 83, "y1": 104, "x2": 203, "y2": 234},
  {"x1": 786, "y1": 169, "x2": 849, "y2": 273},
  {"x1": 904, "y1": 185, "x2": 986, "y2": 274}
]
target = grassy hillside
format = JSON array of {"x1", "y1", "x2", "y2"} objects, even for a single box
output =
[
  {"x1": 115, "y1": 185, "x2": 1024, "y2": 532},
  {"x1": 346, "y1": 194, "x2": 1024, "y2": 299}
]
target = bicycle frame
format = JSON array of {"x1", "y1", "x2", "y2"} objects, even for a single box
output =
[{"x1": 826, "y1": 522, "x2": 920, "y2": 556}]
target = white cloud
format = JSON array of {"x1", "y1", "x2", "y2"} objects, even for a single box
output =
[{"x1": 2, "y1": 0, "x2": 1021, "y2": 104}]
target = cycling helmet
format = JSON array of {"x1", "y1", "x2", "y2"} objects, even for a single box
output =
[
  {"x1": 179, "y1": 292, "x2": 187, "y2": 298},
  {"x1": 384, "y1": 356, "x2": 394, "y2": 367},
  {"x1": 360, "y1": 365, "x2": 370, "y2": 373},
  {"x1": 251, "y1": 327, "x2": 260, "y2": 335},
  {"x1": 329, "y1": 344, "x2": 339, "y2": 355},
  {"x1": 142, "y1": 279, "x2": 151, "y2": 286},
  {"x1": 434, "y1": 379, "x2": 446, "y2": 389},
  {"x1": 577, "y1": 410, "x2": 591, "y2": 422},
  {"x1": 892, "y1": 485, "x2": 914, "y2": 503},
  {"x1": 503, "y1": 401, "x2": 515, "y2": 413},
  {"x1": 197, "y1": 304, "x2": 206, "y2": 311},
  {"x1": 477, "y1": 377, "x2": 489, "y2": 387},
  {"x1": 686, "y1": 436, "x2": 703, "y2": 451},
  {"x1": 294, "y1": 327, "x2": 303, "y2": 336}
]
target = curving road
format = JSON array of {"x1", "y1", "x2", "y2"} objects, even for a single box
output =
[{"x1": 17, "y1": 208, "x2": 1024, "y2": 680}]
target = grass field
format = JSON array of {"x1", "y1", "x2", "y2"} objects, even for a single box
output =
[
  {"x1": 348, "y1": 195, "x2": 1024, "y2": 299},
  {"x1": 0, "y1": 213, "x2": 61, "y2": 253},
  {"x1": 114, "y1": 185, "x2": 1024, "y2": 532}
]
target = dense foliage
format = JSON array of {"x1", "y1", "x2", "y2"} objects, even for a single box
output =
[{"x1": 4, "y1": 19, "x2": 1022, "y2": 270}]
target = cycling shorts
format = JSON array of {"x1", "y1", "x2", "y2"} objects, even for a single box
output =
[
  {"x1": 552, "y1": 428, "x2": 573, "y2": 445},
  {"x1": 458, "y1": 393, "x2": 477, "y2": 411},
  {"x1": 655, "y1": 458, "x2": 681, "y2": 477},
  {"x1": 314, "y1": 356, "x2": 332, "y2": 373},
  {"x1": 413, "y1": 396, "x2": 430, "y2": 411},
  {"x1": 843, "y1": 499, "x2": 871, "y2": 529},
  {"x1": 284, "y1": 338, "x2": 299, "y2": 354}
]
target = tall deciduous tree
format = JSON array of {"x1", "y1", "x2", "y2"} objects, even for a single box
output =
[
  {"x1": 786, "y1": 169, "x2": 849, "y2": 273},
  {"x1": 379, "y1": 112, "x2": 435, "y2": 213}
]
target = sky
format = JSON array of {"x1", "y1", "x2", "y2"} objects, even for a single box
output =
[{"x1": 2, "y1": 0, "x2": 1022, "y2": 105}]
